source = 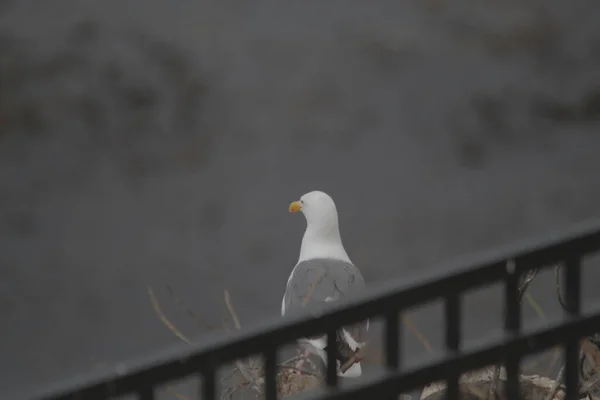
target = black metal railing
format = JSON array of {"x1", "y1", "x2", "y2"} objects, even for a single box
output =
[{"x1": 18, "y1": 218, "x2": 600, "y2": 400}]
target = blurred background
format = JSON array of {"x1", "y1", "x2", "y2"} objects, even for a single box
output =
[{"x1": 1, "y1": 0, "x2": 600, "y2": 398}]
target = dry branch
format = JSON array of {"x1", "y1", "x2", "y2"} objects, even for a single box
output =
[
  {"x1": 166, "y1": 386, "x2": 194, "y2": 400},
  {"x1": 166, "y1": 284, "x2": 216, "y2": 330},
  {"x1": 224, "y1": 289, "x2": 242, "y2": 330},
  {"x1": 148, "y1": 286, "x2": 192, "y2": 345},
  {"x1": 148, "y1": 286, "x2": 198, "y2": 400},
  {"x1": 403, "y1": 315, "x2": 435, "y2": 354},
  {"x1": 221, "y1": 290, "x2": 262, "y2": 394},
  {"x1": 543, "y1": 364, "x2": 565, "y2": 400}
]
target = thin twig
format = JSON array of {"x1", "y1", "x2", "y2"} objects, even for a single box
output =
[
  {"x1": 233, "y1": 360, "x2": 257, "y2": 388},
  {"x1": 166, "y1": 385, "x2": 194, "y2": 400},
  {"x1": 221, "y1": 379, "x2": 253, "y2": 400},
  {"x1": 147, "y1": 287, "x2": 198, "y2": 399},
  {"x1": 147, "y1": 286, "x2": 192, "y2": 345},
  {"x1": 223, "y1": 290, "x2": 261, "y2": 393},
  {"x1": 523, "y1": 290, "x2": 555, "y2": 374},
  {"x1": 544, "y1": 363, "x2": 565, "y2": 400},
  {"x1": 221, "y1": 386, "x2": 236, "y2": 400},
  {"x1": 221, "y1": 367, "x2": 240, "y2": 383},
  {"x1": 224, "y1": 290, "x2": 242, "y2": 330},
  {"x1": 544, "y1": 347, "x2": 563, "y2": 378},
  {"x1": 518, "y1": 268, "x2": 539, "y2": 299},
  {"x1": 525, "y1": 293, "x2": 547, "y2": 320},
  {"x1": 402, "y1": 315, "x2": 435, "y2": 354},
  {"x1": 277, "y1": 364, "x2": 322, "y2": 378},
  {"x1": 464, "y1": 384, "x2": 488, "y2": 400},
  {"x1": 229, "y1": 354, "x2": 255, "y2": 384},
  {"x1": 166, "y1": 284, "x2": 216, "y2": 330},
  {"x1": 280, "y1": 355, "x2": 305, "y2": 367},
  {"x1": 555, "y1": 265, "x2": 568, "y2": 312},
  {"x1": 487, "y1": 365, "x2": 501, "y2": 400}
]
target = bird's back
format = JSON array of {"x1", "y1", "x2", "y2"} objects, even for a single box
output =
[
  {"x1": 283, "y1": 258, "x2": 368, "y2": 345},
  {"x1": 284, "y1": 258, "x2": 364, "y2": 310}
]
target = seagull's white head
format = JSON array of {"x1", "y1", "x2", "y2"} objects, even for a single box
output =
[
  {"x1": 289, "y1": 190, "x2": 350, "y2": 263},
  {"x1": 289, "y1": 190, "x2": 339, "y2": 228}
]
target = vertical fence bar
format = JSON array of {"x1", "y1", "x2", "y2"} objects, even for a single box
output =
[
  {"x1": 264, "y1": 347, "x2": 278, "y2": 400},
  {"x1": 564, "y1": 256, "x2": 582, "y2": 400},
  {"x1": 505, "y1": 260, "x2": 521, "y2": 400},
  {"x1": 385, "y1": 309, "x2": 400, "y2": 369},
  {"x1": 201, "y1": 369, "x2": 215, "y2": 400},
  {"x1": 326, "y1": 329, "x2": 338, "y2": 388},
  {"x1": 385, "y1": 310, "x2": 401, "y2": 400},
  {"x1": 445, "y1": 294, "x2": 460, "y2": 352},
  {"x1": 564, "y1": 256, "x2": 582, "y2": 316},
  {"x1": 504, "y1": 261, "x2": 521, "y2": 334},
  {"x1": 445, "y1": 293, "x2": 461, "y2": 400},
  {"x1": 137, "y1": 387, "x2": 154, "y2": 400}
]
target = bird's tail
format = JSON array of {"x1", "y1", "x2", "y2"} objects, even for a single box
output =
[
  {"x1": 332, "y1": 330, "x2": 363, "y2": 378},
  {"x1": 302, "y1": 329, "x2": 365, "y2": 378}
]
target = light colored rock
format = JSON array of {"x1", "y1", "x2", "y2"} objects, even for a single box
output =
[{"x1": 420, "y1": 366, "x2": 571, "y2": 400}]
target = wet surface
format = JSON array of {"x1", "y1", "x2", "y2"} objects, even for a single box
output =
[{"x1": 1, "y1": 0, "x2": 600, "y2": 398}]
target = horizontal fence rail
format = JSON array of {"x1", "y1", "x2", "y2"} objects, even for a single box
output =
[{"x1": 14, "y1": 218, "x2": 600, "y2": 400}]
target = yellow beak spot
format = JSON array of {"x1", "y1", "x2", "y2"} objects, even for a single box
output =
[{"x1": 289, "y1": 201, "x2": 302, "y2": 213}]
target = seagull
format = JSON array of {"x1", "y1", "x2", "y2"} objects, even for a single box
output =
[{"x1": 281, "y1": 190, "x2": 369, "y2": 378}]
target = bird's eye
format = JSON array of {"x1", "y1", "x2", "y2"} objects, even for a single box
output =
[{"x1": 300, "y1": 200, "x2": 304, "y2": 205}]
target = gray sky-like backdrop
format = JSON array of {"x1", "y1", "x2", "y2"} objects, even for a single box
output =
[{"x1": 2, "y1": 0, "x2": 600, "y2": 398}]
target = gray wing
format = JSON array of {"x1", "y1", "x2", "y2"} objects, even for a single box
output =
[{"x1": 283, "y1": 258, "x2": 368, "y2": 345}]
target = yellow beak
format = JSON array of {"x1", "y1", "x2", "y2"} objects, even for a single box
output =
[{"x1": 289, "y1": 201, "x2": 302, "y2": 213}]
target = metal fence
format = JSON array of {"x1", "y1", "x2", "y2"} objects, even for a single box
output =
[{"x1": 21, "y1": 218, "x2": 600, "y2": 400}]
